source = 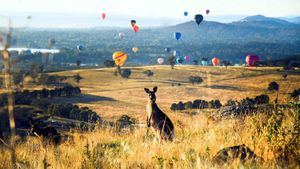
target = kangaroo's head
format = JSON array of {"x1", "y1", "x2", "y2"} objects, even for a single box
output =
[{"x1": 144, "y1": 86, "x2": 157, "y2": 102}]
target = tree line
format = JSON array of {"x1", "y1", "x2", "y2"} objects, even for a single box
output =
[{"x1": 0, "y1": 86, "x2": 81, "y2": 106}]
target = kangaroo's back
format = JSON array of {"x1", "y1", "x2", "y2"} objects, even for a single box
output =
[{"x1": 144, "y1": 87, "x2": 174, "y2": 141}]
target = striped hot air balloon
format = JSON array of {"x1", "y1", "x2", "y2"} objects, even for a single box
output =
[{"x1": 113, "y1": 51, "x2": 127, "y2": 66}]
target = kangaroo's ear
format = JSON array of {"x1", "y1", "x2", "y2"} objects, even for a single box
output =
[
  {"x1": 144, "y1": 88, "x2": 150, "y2": 93},
  {"x1": 153, "y1": 86, "x2": 158, "y2": 93}
]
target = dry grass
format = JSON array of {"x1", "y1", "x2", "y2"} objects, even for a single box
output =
[{"x1": 1, "y1": 66, "x2": 299, "y2": 168}]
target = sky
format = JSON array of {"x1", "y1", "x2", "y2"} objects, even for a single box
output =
[{"x1": 0, "y1": 0, "x2": 300, "y2": 28}]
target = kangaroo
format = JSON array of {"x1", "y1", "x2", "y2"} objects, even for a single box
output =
[{"x1": 144, "y1": 86, "x2": 174, "y2": 141}]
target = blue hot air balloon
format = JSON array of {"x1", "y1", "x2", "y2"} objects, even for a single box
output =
[
  {"x1": 184, "y1": 11, "x2": 188, "y2": 16},
  {"x1": 194, "y1": 14, "x2": 204, "y2": 25},
  {"x1": 77, "y1": 45, "x2": 84, "y2": 51},
  {"x1": 174, "y1": 32, "x2": 181, "y2": 40},
  {"x1": 201, "y1": 60, "x2": 208, "y2": 66},
  {"x1": 176, "y1": 57, "x2": 184, "y2": 64},
  {"x1": 173, "y1": 50, "x2": 180, "y2": 57},
  {"x1": 165, "y1": 48, "x2": 171, "y2": 53}
]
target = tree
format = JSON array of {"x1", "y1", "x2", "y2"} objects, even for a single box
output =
[
  {"x1": 268, "y1": 82, "x2": 279, "y2": 92},
  {"x1": 168, "y1": 55, "x2": 176, "y2": 69},
  {"x1": 143, "y1": 70, "x2": 154, "y2": 78},
  {"x1": 291, "y1": 88, "x2": 300, "y2": 100},
  {"x1": 103, "y1": 60, "x2": 115, "y2": 67},
  {"x1": 73, "y1": 74, "x2": 83, "y2": 84},
  {"x1": 192, "y1": 60, "x2": 198, "y2": 65},
  {"x1": 76, "y1": 60, "x2": 81, "y2": 67},
  {"x1": 0, "y1": 77, "x2": 3, "y2": 87},
  {"x1": 268, "y1": 82, "x2": 280, "y2": 104},
  {"x1": 12, "y1": 69, "x2": 25, "y2": 87},
  {"x1": 188, "y1": 76, "x2": 203, "y2": 84},
  {"x1": 120, "y1": 69, "x2": 132, "y2": 79}
]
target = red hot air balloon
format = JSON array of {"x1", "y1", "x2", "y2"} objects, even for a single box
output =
[
  {"x1": 102, "y1": 13, "x2": 106, "y2": 20},
  {"x1": 246, "y1": 55, "x2": 260, "y2": 67},
  {"x1": 133, "y1": 25, "x2": 139, "y2": 33},
  {"x1": 212, "y1": 57, "x2": 220, "y2": 66}
]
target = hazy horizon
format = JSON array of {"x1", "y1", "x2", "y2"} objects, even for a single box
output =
[{"x1": 1, "y1": 0, "x2": 300, "y2": 28}]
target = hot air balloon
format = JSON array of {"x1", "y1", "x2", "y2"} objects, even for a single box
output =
[
  {"x1": 27, "y1": 16, "x2": 32, "y2": 20},
  {"x1": 165, "y1": 48, "x2": 171, "y2": 53},
  {"x1": 184, "y1": 11, "x2": 188, "y2": 16},
  {"x1": 201, "y1": 60, "x2": 208, "y2": 66},
  {"x1": 113, "y1": 51, "x2": 127, "y2": 66},
  {"x1": 132, "y1": 47, "x2": 138, "y2": 53},
  {"x1": 119, "y1": 32, "x2": 125, "y2": 39},
  {"x1": 206, "y1": 10, "x2": 210, "y2": 14},
  {"x1": 184, "y1": 55, "x2": 190, "y2": 61},
  {"x1": 176, "y1": 57, "x2": 184, "y2": 64},
  {"x1": 131, "y1": 20, "x2": 136, "y2": 27},
  {"x1": 201, "y1": 58, "x2": 209, "y2": 66},
  {"x1": 212, "y1": 57, "x2": 220, "y2": 66},
  {"x1": 102, "y1": 13, "x2": 106, "y2": 20},
  {"x1": 173, "y1": 50, "x2": 180, "y2": 57},
  {"x1": 77, "y1": 45, "x2": 84, "y2": 51},
  {"x1": 194, "y1": 14, "x2": 204, "y2": 25},
  {"x1": 133, "y1": 25, "x2": 139, "y2": 33},
  {"x1": 246, "y1": 55, "x2": 260, "y2": 67},
  {"x1": 157, "y1": 58, "x2": 164, "y2": 64},
  {"x1": 174, "y1": 32, "x2": 181, "y2": 40}
]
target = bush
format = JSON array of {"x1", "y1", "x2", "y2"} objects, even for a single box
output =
[
  {"x1": 170, "y1": 103, "x2": 178, "y2": 111},
  {"x1": 73, "y1": 74, "x2": 83, "y2": 83},
  {"x1": 143, "y1": 70, "x2": 154, "y2": 77},
  {"x1": 291, "y1": 88, "x2": 300, "y2": 99},
  {"x1": 255, "y1": 94, "x2": 270, "y2": 104},
  {"x1": 268, "y1": 82, "x2": 279, "y2": 92},
  {"x1": 184, "y1": 101, "x2": 193, "y2": 109},
  {"x1": 103, "y1": 60, "x2": 115, "y2": 67},
  {"x1": 168, "y1": 55, "x2": 176, "y2": 69},
  {"x1": 177, "y1": 102, "x2": 185, "y2": 110},
  {"x1": 120, "y1": 69, "x2": 132, "y2": 78},
  {"x1": 188, "y1": 76, "x2": 203, "y2": 84},
  {"x1": 225, "y1": 99, "x2": 237, "y2": 107}
]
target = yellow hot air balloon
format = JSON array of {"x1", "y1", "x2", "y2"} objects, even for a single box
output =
[
  {"x1": 132, "y1": 47, "x2": 138, "y2": 53},
  {"x1": 112, "y1": 51, "x2": 127, "y2": 66}
]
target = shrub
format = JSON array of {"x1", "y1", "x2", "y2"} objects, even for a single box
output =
[
  {"x1": 268, "y1": 82, "x2": 279, "y2": 92},
  {"x1": 143, "y1": 70, "x2": 154, "y2": 77},
  {"x1": 177, "y1": 102, "x2": 185, "y2": 110},
  {"x1": 120, "y1": 69, "x2": 132, "y2": 78},
  {"x1": 225, "y1": 99, "x2": 237, "y2": 107},
  {"x1": 170, "y1": 103, "x2": 178, "y2": 111},
  {"x1": 73, "y1": 74, "x2": 83, "y2": 83},
  {"x1": 168, "y1": 55, "x2": 176, "y2": 69},
  {"x1": 184, "y1": 101, "x2": 193, "y2": 109},
  {"x1": 255, "y1": 94, "x2": 270, "y2": 104},
  {"x1": 103, "y1": 60, "x2": 115, "y2": 67},
  {"x1": 188, "y1": 76, "x2": 203, "y2": 84},
  {"x1": 290, "y1": 88, "x2": 300, "y2": 100},
  {"x1": 116, "y1": 115, "x2": 137, "y2": 131}
]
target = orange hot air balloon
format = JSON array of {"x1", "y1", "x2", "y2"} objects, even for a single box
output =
[
  {"x1": 113, "y1": 51, "x2": 127, "y2": 66},
  {"x1": 102, "y1": 13, "x2": 106, "y2": 20},
  {"x1": 212, "y1": 57, "x2": 220, "y2": 66},
  {"x1": 133, "y1": 25, "x2": 139, "y2": 33}
]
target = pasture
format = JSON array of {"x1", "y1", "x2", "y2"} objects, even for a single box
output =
[{"x1": 0, "y1": 65, "x2": 299, "y2": 168}]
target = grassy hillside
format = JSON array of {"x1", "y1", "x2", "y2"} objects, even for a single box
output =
[
  {"x1": 52, "y1": 66, "x2": 299, "y2": 120},
  {"x1": 1, "y1": 66, "x2": 299, "y2": 168}
]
